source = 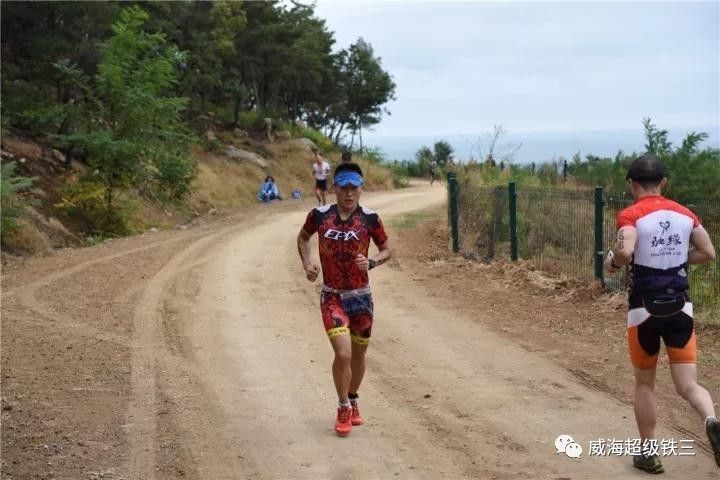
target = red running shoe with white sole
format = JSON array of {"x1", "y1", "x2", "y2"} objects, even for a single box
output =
[
  {"x1": 350, "y1": 402, "x2": 364, "y2": 426},
  {"x1": 335, "y1": 406, "x2": 352, "y2": 436}
]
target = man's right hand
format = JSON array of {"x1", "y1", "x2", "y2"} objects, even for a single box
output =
[{"x1": 304, "y1": 263, "x2": 320, "y2": 282}]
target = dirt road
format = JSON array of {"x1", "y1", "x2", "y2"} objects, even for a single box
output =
[{"x1": 2, "y1": 185, "x2": 717, "y2": 479}]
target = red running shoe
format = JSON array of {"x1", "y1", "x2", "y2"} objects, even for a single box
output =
[
  {"x1": 350, "y1": 402, "x2": 364, "y2": 426},
  {"x1": 335, "y1": 406, "x2": 352, "y2": 437}
]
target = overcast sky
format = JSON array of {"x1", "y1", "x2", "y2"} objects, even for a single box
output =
[{"x1": 314, "y1": 1, "x2": 720, "y2": 140}]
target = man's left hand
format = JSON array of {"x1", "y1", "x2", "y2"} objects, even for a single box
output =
[
  {"x1": 604, "y1": 250, "x2": 619, "y2": 273},
  {"x1": 355, "y1": 254, "x2": 370, "y2": 271}
]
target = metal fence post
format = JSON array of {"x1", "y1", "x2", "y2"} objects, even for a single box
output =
[
  {"x1": 594, "y1": 186, "x2": 604, "y2": 282},
  {"x1": 448, "y1": 172, "x2": 459, "y2": 253},
  {"x1": 509, "y1": 182, "x2": 518, "y2": 261}
]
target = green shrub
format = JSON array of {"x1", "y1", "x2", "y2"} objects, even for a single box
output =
[
  {"x1": 300, "y1": 127, "x2": 334, "y2": 151},
  {"x1": 362, "y1": 146, "x2": 385, "y2": 165},
  {"x1": 56, "y1": 178, "x2": 133, "y2": 236},
  {"x1": 152, "y1": 152, "x2": 197, "y2": 202},
  {"x1": 390, "y1": 163, "x2": 409, "y2": 188},
  {"x1": 8, "y1": 102, "x2": 67, "y2": 135},
  {"x1": 237, "y1": 110, "x2": 264, "y2": 131},
  {"x1": 1, "y1": 161, "x2": 38, "y2": 243}
]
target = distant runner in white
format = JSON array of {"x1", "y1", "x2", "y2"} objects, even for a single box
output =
[{"x1": 311, "y1": 146, "x2": 331, "y2": 206}]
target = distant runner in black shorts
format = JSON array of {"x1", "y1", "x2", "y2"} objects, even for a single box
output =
[{"x1": 312, "y1": 147, "x2": 330, "y2": 205}]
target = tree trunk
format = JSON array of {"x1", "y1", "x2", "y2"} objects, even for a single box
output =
[
  {"x1": 261, "y1": 57, "x2": 270, "y2": 110},
  {"x1": 234, "y1": 95, "x2": 241, "y2": 124},
  {"x1": 250, "y1": 67, "x2": 259, "y2": 111},
  {"x1": 105, "y1": 178, "x2": 114, "y2": 217},
  {"x1": 58, "y1": 117, "x2": 71, "y2": 136},
  {"x1": 63, "y1": 144, "x2": 74, "y2": 169},
  {"x1": 359, "y1": 123, "x2": 363, "y2": 152},
  {"x1": 334, "y1": 123, "x2": 345, "y2": 145}
]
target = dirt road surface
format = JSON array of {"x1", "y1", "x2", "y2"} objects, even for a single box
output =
[{"x1": 2, "y1": 185, "x2": 717, "y2": 479}]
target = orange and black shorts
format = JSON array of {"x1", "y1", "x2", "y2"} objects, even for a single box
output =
[
  {"x1": 321, "y1": 287, "x2": 374, "y2": 345},
  {"x1": 627, "y1": 293, "x2": 696, "y2": 370}
]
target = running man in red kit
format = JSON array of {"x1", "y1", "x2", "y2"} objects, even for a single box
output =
[{"x1": 297, "y1": 162, "x2": 392, "y2": 437}]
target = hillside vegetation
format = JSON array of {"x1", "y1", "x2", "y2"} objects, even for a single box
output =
[
  {"x1": 1, "y1": 128, "x2": 394, "y2": 255},
  {"x1": 1, "y1": 2, "x2": 396, "y2": 254}
]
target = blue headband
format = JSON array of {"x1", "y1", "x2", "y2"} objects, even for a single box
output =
[{"x1": 334, "y1": 171, "x2": 364, "y2": 187}]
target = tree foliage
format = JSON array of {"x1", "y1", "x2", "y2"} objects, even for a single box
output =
[
  {"x1": 432, "y1": 141, "x2": 454, "y2": 165},
  {"x1": 1, "y1": 2, "x2": 398, "y2": 235},
  {"x1": 342, "y1": 38, "x2": 396, "y2": 150},
  {"x1": 1, "y1": 1, "x2": 396, "y2": 141},
  {"x1": 55, "y1": 6, "x2": 195, "y2": 234},
  {"x1": 464, "y1": 119, "x2": 719, "y2": 203}
]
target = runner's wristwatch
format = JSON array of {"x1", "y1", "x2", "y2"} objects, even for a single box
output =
[{"x1": 368, "y1": 259, "x2": 377, "y2": 270}]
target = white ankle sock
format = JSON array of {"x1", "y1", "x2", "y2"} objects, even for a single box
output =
[{"x1": 338, "y1": 400, "x2": 350, "y2": 409}]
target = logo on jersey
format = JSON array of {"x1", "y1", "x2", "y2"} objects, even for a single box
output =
[
  {"x1": 324, "y1": 229, "x2": 361, "y2": 241},
  {"x1": 651, "y1": 234, "x2": 681, "y2": 248},
  {"x1": 651, "y1": 221, "x2": 682, "y2": 249}
]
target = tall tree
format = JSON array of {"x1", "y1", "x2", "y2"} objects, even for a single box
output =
[
  {"x1": 433, "y1": 141, "x2": 454, "y2": 165},
  {"x1": 643, "y1": 117, "x2": 673, "y2": 157},
  {"x1": 343, "y1": 38, "x2": 396, "y2": 150},
  {"x1": 278, "y1": 3, "x2": 335, "y2": 121}
]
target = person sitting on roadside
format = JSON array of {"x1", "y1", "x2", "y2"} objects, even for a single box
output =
[{"x1": 258, "y1": 176, "x2": 283, "y2": 203}]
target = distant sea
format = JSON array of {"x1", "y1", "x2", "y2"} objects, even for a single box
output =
[{"x1": 365, "y1": 126, "x2": 720, "y2": 165}]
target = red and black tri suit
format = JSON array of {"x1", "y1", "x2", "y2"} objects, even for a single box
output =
[{"x1": 302, "y1": 204, "x2": 389, "y2": 344}]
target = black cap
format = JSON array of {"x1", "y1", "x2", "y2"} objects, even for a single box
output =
[{"x1": 626, "y1": 154, "x2": 666, "y2": 181}]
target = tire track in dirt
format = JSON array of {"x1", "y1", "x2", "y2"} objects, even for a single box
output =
[
  {"x1": 1, "y1": 213, "x2": 256, "y2": 479},
  {"x1": 126, "y1": 233, "x2": 221, "y2": 480},
  {"x1": 4, "y1": 241, "x2": 214, "y2": 353},
  {"x1": 4, "y1": 234, "x2": 197, "y2": 294},
  {"x1": 125, "y1": 218, "x2": 266, "y2": 479}
]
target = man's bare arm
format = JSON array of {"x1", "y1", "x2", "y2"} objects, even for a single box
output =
[
  {"x1": 606, "y1": 227, "x2": 637, "y2": 272},
  {"x1": 689, "y1": 227, "x2": 716, "y2": 264},
  {"x1": 612, "y1": 227, "x2": 637, "y2": 266},
  {"x1": 297, "y1": 228, "x2": 319, "y2": 282},
  {"x1": 354, "y1": 240, "x2": 393, "y2": 271},
  {"x1": 371, "y1": 240, "x2": 392, "y2": 267}
]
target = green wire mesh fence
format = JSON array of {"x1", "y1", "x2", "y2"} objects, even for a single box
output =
[
  {"x1": 453, "y1": 181, "x2": 719, "y2": 310},
  {"x1": 516, "y1": 187, "x2": 596, "y2": 281}
]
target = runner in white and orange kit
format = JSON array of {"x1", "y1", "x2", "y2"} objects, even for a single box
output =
[{"x1": 606, "y1": 154, "x2": 719, "y2": 473}]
